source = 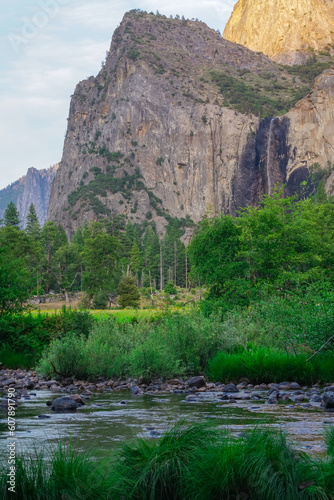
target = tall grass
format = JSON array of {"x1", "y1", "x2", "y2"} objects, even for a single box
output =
[
  {"x1": 1, "y1": 423, "x2": 333, "y2": 499},
  {"x1": 0, "y1": 348, "x2": 35, "y2": 369},
  {"x1": 38, "y1": 311, "x2": 239, "y2": 380},
  {"x1": 207, "y1": 347, "x2": 334, "y2": 385}
]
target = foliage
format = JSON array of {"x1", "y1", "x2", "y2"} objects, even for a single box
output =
[
  {"x1": 189, "y1": 190, "x2": 334, "y2": 315},
  {"x1": 0, "y1": 248, "x2": 30, "y2": 315},
  {"x1": 0, "y1": 309, "x2": 95, "y2": 365},
  {"x1": 117, "y1": 275, "x2": 140, "y2": 308},
  {"x1": 92, "y1": 290, "x2": 109, "y2": 309},
  {"x1": 2, "y1": 201, "x2": 21, "y2": 228},
  {"x1": 217, "y1": 285, "x2": 334, "y2": 353},
  {"x1": 82, "y1": 222, "x2": 120, "y2": 306},
  {"x1": 164, "y1": 281, "x2": 177, "y2": 294},
  {"x1": 25, "y1": 203, "x2": 41, "y2": 239},
  {"x1": 38, "y1": 310, "x2": 238, "y2": 380}
]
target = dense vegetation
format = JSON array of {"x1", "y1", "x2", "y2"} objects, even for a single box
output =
[
  {"x1": 1, "y1": 422, "x2": 334, "y2": 499},
  {"x1": 0, "y1": 202, "x2": 190, "y2": 315},
  {"x1": 1, "y1": 185, "x2": 334, "y2": 383},
  {"x1": 210, "y1": 52, "x2": 334, "y2": 117}
]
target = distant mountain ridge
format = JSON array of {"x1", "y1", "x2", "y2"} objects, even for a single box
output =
[{"x1": 0, "y1": 165, "x2": 58, "y2": 227}]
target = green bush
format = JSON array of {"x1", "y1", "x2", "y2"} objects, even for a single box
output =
[
  {"x1": 0, "y1": 310, "x2": 95, "y2": 368},
  {"x1": 164, "y1": 281, "x2": 177, "y2": 295},
  {"x1": 38, "y1": 311, "x2": 240, "y2": 380},
  {"x1": 117, "y1": 275, "x2": 140, "y2": 309}
]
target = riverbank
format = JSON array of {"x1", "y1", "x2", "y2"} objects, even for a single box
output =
[{"x1": 1, "y1": 369, "x2": 334, "y2": 410}]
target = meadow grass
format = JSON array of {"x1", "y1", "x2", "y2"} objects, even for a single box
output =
[
  {"x1": 28, "y1": 308, "x2": 166, "y2": 323},
  {"x1": 1, "y1": 422, "x2": 333, "y2": 499}
]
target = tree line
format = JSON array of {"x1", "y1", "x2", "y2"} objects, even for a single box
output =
[{"x1": 0, "y1": 202, "x2": 190, "y2": 313}]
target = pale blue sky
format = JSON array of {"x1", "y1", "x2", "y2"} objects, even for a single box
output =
[{"x1": 0, "y1": 0, "x2": 237, "y2": 189}]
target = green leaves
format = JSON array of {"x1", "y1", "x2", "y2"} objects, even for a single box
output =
[{"x1": 189, "y1": 188, "x2": 334, "y2": 311}]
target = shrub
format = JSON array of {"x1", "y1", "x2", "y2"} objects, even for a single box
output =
[
  {"x1": 38, "y1": 311, "x2": 241, "y2": 380},
  {"x1": 117, "y1": 275, "x2": 140, "y2": 309},
  {"x1": 164, "y1": 281, "x2": 177, "y2": 295}
]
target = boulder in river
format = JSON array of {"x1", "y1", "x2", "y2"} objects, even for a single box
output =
[
  {"x1": 223, "y1": 383, "x2": 239, "y2": 393},
  {"x1": 51, "y1": 396, "x2": 77, "y2": 412},
  {"x1": 130, "y1": 385, "x2": 144, "y2": 395},
  {"x1": 322, "y1": 392, "x2": 334, "y2": 410},
  {"x1": 187, "y1": 376, "x2": 206, "y2": 389}
]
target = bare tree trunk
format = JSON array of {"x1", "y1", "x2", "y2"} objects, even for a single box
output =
[
  {"x1": 64, "y1": 289, "x2": 70, "y2": 307},
  {"x1": 87, "y1": 293, "x2": 93, "y2": 309},
  {"x1": 160, "y1": 243, "x2": 163, "y2": 291},
  {"x1": 185, "y1": 250, "x2": 188, "y2": 291},
  {"x1": 149, "y1": 270, "x2": 154, "y2": 305},
  {"x1": 174, "y1": 240, "x2": 177, "y2": 285}
]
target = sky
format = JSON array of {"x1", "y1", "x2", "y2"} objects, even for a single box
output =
[{"x1": 0, "y1": 0, "x2": 237, "y2": 190}]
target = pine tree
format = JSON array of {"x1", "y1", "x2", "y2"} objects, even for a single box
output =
[
  {"x1": 3, "y1": 202, "x2": 21, "y2": 229},
  {"x1": 26, "y1": 203, "x2": 41, "y2": 238}
]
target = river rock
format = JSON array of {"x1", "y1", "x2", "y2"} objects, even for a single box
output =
[
  {"x1": 187, "y1": 376, "x2": 206, "y2": 389},
  {"x1": 43, "y1": 380, "x2": 58, "y2": 387},
  {"x1": 130, "y1": 385, "x2": 144, "y2": 395},
  {"x1": 293, "y1": 395, "x2": 306, "y2": 402},
  {"x1": 289, "y1": 382, "x2": 301, "y2": 390},
  {"x1": 26, "y1": 380, "x2": 35, "y2": 389},
  {"x1": 70, "y1": 394, "x2": 85, "y2": 405},
  {"x1": 51, "y1": 396, "x2": 77, "y2": 412},
  {"x1": 278, "y1": 382, "x2": 290, "y2": 390},
  {"x1": 309, "y1": 395, "x2": 322, "y2": 403},
  {"x1": 223, "y1": 383, "x2": 239, "y2": 393},
  {"x1": 38, "y1": 414, "x2": 51, "y2": 419},
  {"x1": 267, "y1": 388, "x2": 279, "y2": 397},
  {"x1": 322, "y1": 392, "x2": 334, "y2": 409},
  {"x1": 84, "y1": 385, "x2": 96, "y2": 391},
  {"x1": 324, "y1": 386, "x2": 334, "y2": 393}
]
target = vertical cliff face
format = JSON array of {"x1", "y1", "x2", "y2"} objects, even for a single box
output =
[
  {"x1": 223, "y1": 0, "x2": 334, "y2": 64},
  {"x1": 0, "y1": 177, "x2": 25, "y2": 222},
  {"x1": 16, "y1": 164, "x2": 58, "y2": 227},
  {"x1": 47, "y1": 11, "x2": 312, "y2": 236},
  {"x1": 47, "y1": 12, "x2": 334, "y2": 236}
]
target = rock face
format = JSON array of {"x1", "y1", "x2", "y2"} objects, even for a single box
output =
[
  {"x1": 47, "y1": 11, "x2": 334, "y2": 237},
  {"x1": 17, "y1": 165, "x2": 58, "y2": 228},
  {"x1": 0, "y1": 176, "x2": 25, "y2": 222},
  {"x1": 0, "y1": 164, "x2": 58, "y2": 228},
  {"x1": 223, "y1": 0, "x2": 334, "y2": 64},
  {"x1": 263, "y1": 69, "x2": 334, "y2": 196}
]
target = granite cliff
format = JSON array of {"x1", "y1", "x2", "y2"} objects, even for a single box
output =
[
  {"x1": 0, "y1": 165, "x2": 58, "y2": 228},
  {"x1": 47, "y1": 11, "x2": 334, "y2": 237},
  {"x1": 17, "y1": 165, "x2": 58, "y2": 228},
  {"x1": 223, "y1": 0, "x2": 334, "y2": 65}
]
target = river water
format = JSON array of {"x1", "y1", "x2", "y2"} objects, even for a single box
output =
[{"x1": 1, "y1": 390, "x2": 333, "y2": 458}]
